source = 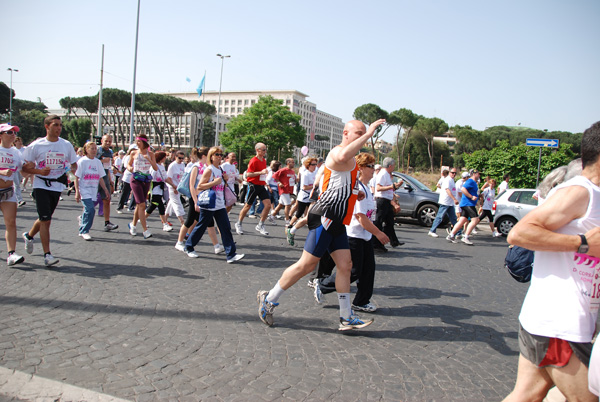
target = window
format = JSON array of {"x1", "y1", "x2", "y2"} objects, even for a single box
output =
[
  {"x1": 244, "y1": 99, "x2": 249, "y2": 105},
  {"x1": 251, "y1": 100, "x2": 256, "y2": 105},
  {"x1": 237, "y1": 107, "x2": 242, "y2": 113},
  {"x1": 225, "y1": 100, "x2": 229, "y2": 105},
  {"x1": 224, "y1": 108, "x2": 229, "y2": 113},
  {"x1": 238, "y1": 100, "x2": 242, "y2": 105}
]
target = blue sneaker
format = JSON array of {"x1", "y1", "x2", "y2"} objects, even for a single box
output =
[
  {"x1": 257, "y1": 290, "x2": 278, "y2": 326},
  {"x1": 338, "y1": 314, "x2": 374, "y2": 331}
]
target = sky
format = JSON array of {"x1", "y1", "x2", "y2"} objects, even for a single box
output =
[{"x1": 2, "y1": 0, "x2": 599, "y2": 143}]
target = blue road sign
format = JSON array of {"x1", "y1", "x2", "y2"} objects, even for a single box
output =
[{"x1": 526, "y1": 138, "x2": 559, "y2": 148}]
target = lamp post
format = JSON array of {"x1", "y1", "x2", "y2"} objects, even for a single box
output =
[
  {"x1": 7, "y1": 68, "x2": 18, "y2": 124},
  {"x1": 215, "y1": 53, "x2": 230, "y2": 146}
]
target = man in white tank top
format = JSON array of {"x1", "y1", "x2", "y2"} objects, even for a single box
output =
[{"x1": 503, "y1": 121, "x2": 600, "y2": 402}]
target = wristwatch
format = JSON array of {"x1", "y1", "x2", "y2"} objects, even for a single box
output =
[{"x1": 578, "y1": 234, "x2": 589, "y2": 254}]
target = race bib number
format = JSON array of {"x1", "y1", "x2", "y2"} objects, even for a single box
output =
[
  {"x1": 46, "y1": 152, "x2": 65, "y2": 169},
  {"x1": 289, "y1": 176, "x2": 295, "y2": 186},
  {"x1": 259, "y1": 174, "x2": 266, "y2": 182},
  {"x1": 0, "y1": 150, "x2": 17, "y2": 171}
]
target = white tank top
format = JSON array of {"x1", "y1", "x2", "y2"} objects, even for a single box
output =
[
  {"x1": 519, "y1": 175, "x2": 600, "y2": 342},
  {"x1": 133, "y1": 152, "x2": 152, "y2": 174}
]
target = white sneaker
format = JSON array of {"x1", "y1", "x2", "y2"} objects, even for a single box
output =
[
  {"x1": 428, "y1": 232, "x2": 439, "y2": 238},
  {"x1": 235, "y1": 222, "x2": 244, "y2": 235},
  {"x1": 128, "y1": 223, "x2": 137, "y2": 236},
  {"x1": 227, "y1": 253, "x2": 245, "y2": 263},
  {"x1": 248, "y1": 214, "x2": 257, "y2": 219},
  {"x1": 175, "y1": 241, "x2": 186, "y2": 252},
  {"x1": 493, "y1": 231, "x2": 502, "y2": 238},
  {"x1": 163, "y1": 223, "x2": 173, "y2": 232},
  {"x1": 471, "y1": 229, "x2": 478, "y2": 235},
  {"x1": 80, "y1": 233, "x2": 92, "y2": 241},
  {"x1": 22, "y1": 232, "x2": 34, "y2": 254},
  {"x1": 284, "y1": 219, "x2": 290, "y2": 226},
  {"x1": 7, "y1": 253, "x2": 24, "y2": 266},
  {"x1": 275, "y1": 215, "x2": 283, "y2": 220},
  {"x1": 256, "y1": 224, "x2": 269, "y2": 236},
  {"x1": 44, "y1": 254, "x2": 59, "y2": 267},
  {"x1": 461, "y1": 236, "x2": 474, "y2": 245},
  {"x1": 267, "y1": 215, "x2": 277, "y2": 225},
  {"x1": 143, "y1": 230, "x2": 152, "y2": 239},
  {"x1": 446, "y1": 234, "x2": 458, "y2": 243},
  {"x1": 214, "y1": 244, "x2": 225, "y2": 254},
  {"x1": 186, "y1": 250, "x2": 200, "y2": 258}
]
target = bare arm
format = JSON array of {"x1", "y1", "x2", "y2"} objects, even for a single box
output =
[
  {"x1": 197, "y1": 168, "x2": 221, "y2": 191},
  {"x1": 356, "y1": 213, "x2": 390, "y2": 245},
  {"x1": 507, "y1": 185, "x2": 600, "y2": 257},
  {"x1": 333, "y1": 119, "x2": 386, "y2": 164}
]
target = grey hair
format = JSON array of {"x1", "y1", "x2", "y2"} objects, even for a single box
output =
[
  {"x1": 382, "y1": 157, "x2": 395, "y2": 168},
  {"x1": 537, "y1": 158, "x2": 583, "y2": 199},
  {"x1": 564, "y1": 158, "x2": 583, "y2": 181}
]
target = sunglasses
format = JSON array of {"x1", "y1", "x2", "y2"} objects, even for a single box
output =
[
  {"x1": 450, "y1": 171, "x2": 457, "y2": 174},
  {"x1": 365, "y1": 164, "x2": 375, "y2": 169},
  {"x1": 177, "y1": 156, "x2": 184, "y2": 160},
  {"x1": 309, "y1": 163, "x2": 317, "y2": 166},
  {"x1": 1, "y1": 131, "x2": 16, "y2": 135},
  {"x1": 214, "y1": 153, "x2": 223, "y2": 157}
]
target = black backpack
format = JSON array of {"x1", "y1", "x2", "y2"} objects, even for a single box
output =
[{"x1": 504, "y1": 245, "x2": 534, "y2": 283}]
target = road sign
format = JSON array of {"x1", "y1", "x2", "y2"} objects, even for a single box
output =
[{"x1": 526, "y1": 138, "x2": 559, "y2": 148}]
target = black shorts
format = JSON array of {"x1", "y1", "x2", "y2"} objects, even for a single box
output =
[
  {"x1": 32, "y1": 188, "x2": 61, "y2": 221},
  {"x1": 518, "y1": 324, "x2": 592, "y2": 368},
  {"x1": 98, "y1": 171, "x2": 111, "y2": 199},
  {"x1": 478, "y1": 209, "x2": 493, "y2": 222},
  {"x1": 461, "y1": 205, "x2": 479, "y2": 219},
  {"x1": 246, "y1": 183, "x2": 270, "y2": 206}
]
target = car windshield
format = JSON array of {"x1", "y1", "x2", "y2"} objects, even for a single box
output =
[{"x1": 394, "y1": 173, "x2": 431, "y2": 191}]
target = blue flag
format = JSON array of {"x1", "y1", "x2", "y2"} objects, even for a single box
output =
[
  {"x1": 185, "y1": 77, "x2": 191, "y2": 83},
  {"x1": 196, "y1": 74, "x2": 205, "y2": 97}
]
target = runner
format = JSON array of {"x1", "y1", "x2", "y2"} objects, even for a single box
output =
[{"x1": 257, "y1": 118, "x2": 385, "y2": 330}]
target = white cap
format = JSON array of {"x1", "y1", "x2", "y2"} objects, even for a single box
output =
[{"x1": 462, "y1": 172, "x2": 469, "y2": 178}]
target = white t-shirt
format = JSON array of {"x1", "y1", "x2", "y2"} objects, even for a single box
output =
[
  {"x1": 203, "y1": 165, "x2": 225, "y2": 211},
  {"x1": 519, "y1": 176, "x2": 600, "y2": 343},
  {"x1": 167, "y1": 161, "x2": 185, "y2": 189},
  {"x1": 221, "y1": 161, "x2": 238, "y2": 188},
  {"x1": 438, "y1": 176, "x2": 456, "y2": 206},
  {"x1": 297, "y1": 169, "x2": 317, "y2": 203},
  {"x1": 22, "y1": 137, "x2": 78, "y2": 192},
  {"x1": 75, "y1": 156, "x2": 106, "y2": 200},
  {"x1": 150, "y1": 164, "x2": 167, "y2": 196},
  {"x1": 498, "y1": 180, "x2": 509, "y2": 194},
  {"x1": 121, "y1": 155, "x2": 132, "y2": 184},
  {"x1": 436, "y1": 177, "x2": 444, "y2": 193},
  {"x1": 114, "y1": 157, "x2": 123, "y2": 177},
  {"x1": 481, "y1": 187, "x2": 495, "y2": 210},
  {"x1": 374, "y1": 169, "x2": 394, "y2": 200},
  {"x1": 0, "y1": 146, "x2": 23, "y2": 182},
  {"x1": 346, "y1": 181, "x2": 376, "y2": 241}
]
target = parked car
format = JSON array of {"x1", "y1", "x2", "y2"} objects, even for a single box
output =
[
  {"x1": 391, "y1": 172, "x2": 441, "y2": 227},
  {"x1": 492, "y1": 188, "x2": 537, "y2": 236}
]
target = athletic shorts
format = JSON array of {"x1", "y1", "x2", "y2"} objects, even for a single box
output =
[
  {"x1": 478, "y1": 209, "x2": 493, "y2": 222},
  {"x1": 518, "y1": 324, "x2": 592, "y2": 368},
  {"x1": 279, "y1": 193, "x2": 292, "y2": 206},
  {"x1": 130, "y1": 178, "x2": 151, "y2": 204},
  {"x1": 303, "y1": 213, "x2": 349, "y2": 258},
  {"x1": 461, "y1": 205, "x2": 479, "y2": 219},
  {"x1": 98, "y1": 172, "x2": 111, "y2": 199},
  {"x1": 246, "y1": 183, "x2": 270, "y2": 205},
  {"x1": 295, "y1": 201, "x2": 310, "y2": 219},
  {"x1": 0, "y1": 187, "x2": 16, "y2": 203},
  {"x1": 32, "y1": 188, "x2": 61, "y2": 221}
]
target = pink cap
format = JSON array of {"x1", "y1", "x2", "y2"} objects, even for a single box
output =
[{"x1": 0, "y1": 124, "x2": 20, "y2": 133}]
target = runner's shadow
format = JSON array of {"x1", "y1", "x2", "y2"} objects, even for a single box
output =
[{"x1": 375, "y1": 286, "x2": 469, "y2": 299}]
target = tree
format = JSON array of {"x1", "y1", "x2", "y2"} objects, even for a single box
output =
[
  {"x1": 0, "y1": 81, "x2": 13, "y2": 114},
  {"x1": 387, "y1": 108, "x2": 420, "y2": 172},
  {"x1": 64, "y1": 118, "x2": 92, "y2": 147},
  {"x1": 10, "y1": 109, "x2": 47, "y2": 145},
  {"x1": 189, "y1": 100, "x2": 215, "y2": 148},
  {"x1": 414, "y1": 117, "x2": 449, "y2": 172},
  {"x1": 201, "y1": 116, "x2": 216, "y2": 147},
  {"x1": 353, "y1": 103, "x2": 389, "y2": 151},
  {"x1": 219, "y1": 96, "x2": 305, "y2": 166}
]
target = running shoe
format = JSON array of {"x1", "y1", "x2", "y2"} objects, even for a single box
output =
[
  {"x1": 214, "y1": 244, "x2": 225, "y2": 255},
  {"x1": 44, "y1": 254, "x2": 59, "y2": 267},
  {"x1": 116, "y1": 209, "x2": 124, "y2": 214},
  {"x1": 128, "y1": 223, "x2": 137, "y2": 236},
  {"x1": 493, "y1": 231, "x2": 502, "y2": 238},
  {"x1": 80, "y1": 233, "x2": 92, "y2": 241},
  {"x1": 352, "y1": 302, "x2": 377, "y2": 313},
  {"x1": 461, "y1": 236, "x2": 474, "y2": 245},
  {"x1": 104, "y1": 222, "x2": 118, "y2": 232},
  {"x1": 338, "y1": 314, "x2": 374, "y2": 331},
  {"x1": 257, "y1": 290, "x2": 278, "y2": 326},
  {"x1": 186, "y1": 250, "x2": 200, "y2": 258},
  {"x1": 17, "y1": 201, "x2": 26, "y2": 207},
  {"x1": 427, "y1": 232, "x2": 439, "y2": 238},
  {"x1": 7, "y1": 253, "x2": 24, "y2": 266},
  {"x1": 227, "y1": 253, "x2": 245, "y2": 263},
  {"x1": 307, "y1": 278, "x2": 317, "y2": 288},
  {"x1": 248, "y1": 214, "x2": 257, "y2": 219},
  {"x1": 143, "y1": 230, "x2": 152, "y2": 239},
  {"x1": 313, "y1": 282, "x2": 324, "y2": 305},
  {"x1": 445, "y1": 227, "x2": 453, "y2": 236},
  {"x1": 446, "y1": 234, "x2": 458, "y2": 243},
  {"x1": 175, "y1": 241, "x2": 186, "y2": 252},
  {"x1": 163, "y1": 223, "x2": 173, "y2": 232},
  {"x1": 235, "y1": 222, "x2": 244, "y2": 235},
  {"x1": 275, "y1": 215, "x2": 283, "y2": 220},
  {"x1": 471, "y1": 229, "x2": 478, "y2": 235},
  {"x1": 287, "y1": 229, "x2": 295, "y2": 246},
  {"x1": 255, "y1": 224, "x2": 269, "y2": 236},
  {"x1": 22, "y1": 232, "x2": 33, "y2": 254},
  {"x1": 267, "y1": 215, "x2": 277, "y2": 225}
]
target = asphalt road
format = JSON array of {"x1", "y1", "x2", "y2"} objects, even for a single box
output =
[{"x1": 0, "y1": 192, "x2": 528, "y2": 401}]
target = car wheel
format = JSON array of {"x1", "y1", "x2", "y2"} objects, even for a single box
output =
[
  {"x1": 417, "y1": 204, "x2": 438, "y2": 227},
  {"x1": 496, "y1": 216, "x2": 517, "y2": 236}
]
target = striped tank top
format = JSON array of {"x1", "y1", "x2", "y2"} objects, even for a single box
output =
[{"x1": 310, "y1": 162, "x2": 360, "y2": 225}]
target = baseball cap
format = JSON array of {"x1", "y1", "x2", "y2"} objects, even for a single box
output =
[
  {"x1": 461, "y1": 172, "x2": 469, "y2": 178},
  {"x1": 0, "y1": 124, "x2": 20, "y2": 133},
  {"x1": 374, "y1": 164, "x2": 382, "y2": 170}
]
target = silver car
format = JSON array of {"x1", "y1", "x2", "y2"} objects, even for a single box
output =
[
  {"x1": 493, "y1": 189, "x2": 537, "y2": 236},
  {"x1": 392, "y1": 172, "x2": 441, "y2": 227}
]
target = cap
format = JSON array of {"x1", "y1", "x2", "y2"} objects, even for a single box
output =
[
  {"x1": 374, "y1": 164, "x2": 382, "y2": 170},
  {"x1": 118, "y1": 150, "x2": 126, "y2": 155},
  {"x1": 0, "y1": 124, "x2": 20, "y2": 133},
  {"x1": 317, "y1": 157, "x2": 324, "y2": 164},
  {"x1": 128, "y1": 143, "x2": 138, "y2": 151},
  {"x1": 461, "y1": 172, "x2": 469, "y2": 178}
]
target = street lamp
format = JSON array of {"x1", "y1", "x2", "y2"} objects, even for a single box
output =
[
  {"x1": 7, "y1": 68, "x2": 18, "y2": 124},
  {"x1": 215, "y1": 53, "x2": 230, "y2": 146}
]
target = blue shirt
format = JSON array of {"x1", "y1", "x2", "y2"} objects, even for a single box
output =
[{"x1": 459, "y1": 178, "x2": 479, "y2": 207}]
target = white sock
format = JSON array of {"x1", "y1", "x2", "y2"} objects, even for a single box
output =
[
  {"x1": 267, "y1": 281, "x2": 285, "y2": 304},
  {"x1": 214, "y1": 243, "x2": 221, "y2": 249},
  {"x1": 259, "y1": 220, "x2": 266, "y2": 226},
  {"x1": 290, "y1": 227, "x2": 297, "y2": 234},
  {"x1": 338, "y1": 293, "x2": 352, "y2": 319}
]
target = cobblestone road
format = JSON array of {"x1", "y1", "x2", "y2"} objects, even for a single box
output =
[{"x1": 0, "y1": 193, "x2": 527, "y2": 401}]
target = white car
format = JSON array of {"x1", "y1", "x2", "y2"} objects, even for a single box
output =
[{"x1": 492, "y1": 189, "x2": 537, "y2": 236}]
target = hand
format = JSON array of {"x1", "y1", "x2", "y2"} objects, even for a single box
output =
[
  {"x1": 39, "y1": 167, "x2": 52, "y2": 176},
  {"x1": 357, "y1": 190, "x2": 365, "y2": 201},
  {"x1": 376, "y1": 231, "x2": 390, "y2": 245},
  {"x1": 222, "y1": 173, "x2": 229, "y2": 181},
  {"x1": 75, "y1": 193, "x2": 81, "y2": 203},
  {"x1": 472, "y1": 195, "x2": 477, "y2": 201},
  {"x1": 366, "y1": 119, "x2": 386, "y2": 136},
  {"x1": 585, "y1": 227, "x2": 600, "y2": 258},
  {"x1": 104, "y1": 193, "x2": 111, "y2": 201},
  {"x1": 454, "y1": 199, "x2": 459, "y2": 205},
  {"x1": 194, "y1": 203, "x2": 200, "y2": 212},
  {"x1": 2, "y1": 169, "x2": 13, "y2": 177}
]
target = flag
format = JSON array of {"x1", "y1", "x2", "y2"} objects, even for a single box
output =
[
  {"x1": 196, "y1": 74, "x2": 205, "y2": 97},
  {"x1": 185, "y1": 77, "x2": 191, "y2": 83}
]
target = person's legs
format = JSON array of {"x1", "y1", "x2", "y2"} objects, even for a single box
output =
[
  {"x1": 451, "y1": 217, "x2": 469, "y2": 236},
  {"x1": 80, "y1": 199, "x2": 95, "y2": 234},
  {"x1": 0, "y1": 201, "x2": 17, "y2": 251},
  {"x1": 214, "y1": 208, "x2": 236, "y2": 259},
  {"x1": 430, "y1": 205, "x2": 450, "y2": 233},
  {"x1": 503, "y1": 354, "x2": 554, "y2": 402},
  {"x1": 382, "y1": 200, "x2": 400, "y2": 245},
  {"x1": 352, "y1": 239, "x2": 376, "y2": 307},
  {"x1": 547, "y1": 352, "x2": 597, "y2": 402},
  {"x1": 185, "y1": 209, "x2": 213, "y2": 251}
]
